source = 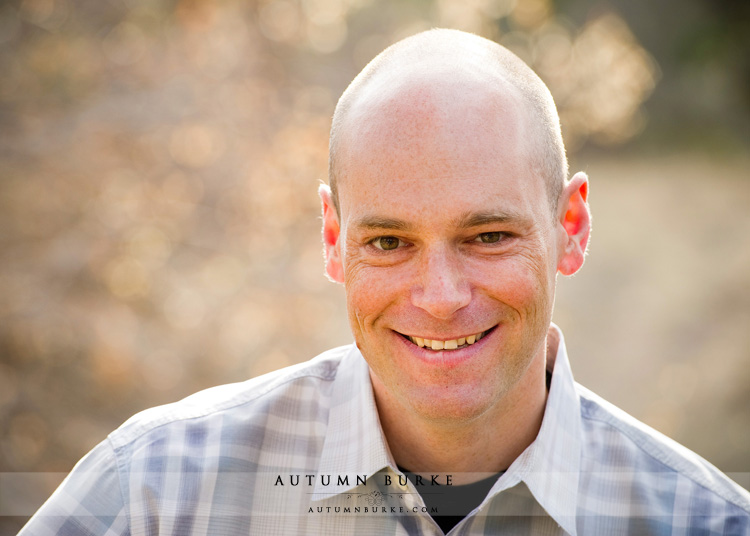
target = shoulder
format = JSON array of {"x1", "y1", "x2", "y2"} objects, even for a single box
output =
[
  {"x1": 107, "y1": 345, "x2": 353, "y2": 454},
  {"x1": 20, "y1": 347, "x2": 357, "y2": 535},
  {"x1": 576, "y1": 383, "x2": 750, "y2": 518}
]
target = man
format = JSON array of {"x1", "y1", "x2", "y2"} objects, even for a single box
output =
[{"x1": 21, "y1": 29, "x2": 750, "y2": 536}]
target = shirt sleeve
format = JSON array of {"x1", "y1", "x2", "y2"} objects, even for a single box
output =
[{"x1": 18, "y1": 439, "x2": 130, "y2": 536}]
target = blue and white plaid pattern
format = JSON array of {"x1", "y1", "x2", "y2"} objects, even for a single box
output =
[{"x1": 19, "y1": 327, "x2": 750, "y2": 535}]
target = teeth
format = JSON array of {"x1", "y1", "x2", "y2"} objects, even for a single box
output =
[{"x1": 408, "y1": 331, "x2": 486, "y2": 351}]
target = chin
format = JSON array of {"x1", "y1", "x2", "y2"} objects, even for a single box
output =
[{"x1": 403, "y1": 386, "x2": 503, "y2": 425}]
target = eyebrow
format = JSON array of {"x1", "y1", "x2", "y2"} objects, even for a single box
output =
[
  {"x1": 351, "y1": 210, "x2": 529, "y2": 232},
  {"x1": 352, "y1": 216, "x2": 414, "y2": 232},
  {"x1": 453, "y1": 210, "x2": 529, "y2": 228}
]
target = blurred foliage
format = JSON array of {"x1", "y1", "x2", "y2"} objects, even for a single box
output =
[
  {"x1": 568, "y1": 0, "x2": 750, "y2": 149},
  {"x1": 0, "y1": 0, "x2": 748, "y2": 532}
]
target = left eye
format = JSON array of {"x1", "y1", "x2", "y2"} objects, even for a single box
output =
[
  {"x1": 372, "y1": 236, "x2": 403, "y2": 250},
  {"x1": 474, "y1": 232, "x2": 503, "y2": 244}
]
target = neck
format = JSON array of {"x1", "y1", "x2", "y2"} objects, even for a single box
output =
[{"x1": 373, "y1": 339, "x2": 552, "y2": 485}]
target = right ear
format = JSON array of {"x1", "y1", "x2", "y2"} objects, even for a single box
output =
[
  {"x1": 556, "y1": 172, "x2": 591, "y2": 276},
  {"x1": 318, "y1": 184, "x2": 344, "y2": 283}
]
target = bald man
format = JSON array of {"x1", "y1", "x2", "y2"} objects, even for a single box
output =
[{"x1": 21, "y1": 29, "x2": 750, "y2": 536}]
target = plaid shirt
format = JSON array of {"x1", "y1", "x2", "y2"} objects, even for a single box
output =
[{"x1": 19, "y1": 327, "x2": 750, "y2": 535}]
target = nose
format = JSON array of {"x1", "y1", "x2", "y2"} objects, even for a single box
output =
[{"x1": 410, "y1": 245, "x2": 471, "y2": 319}]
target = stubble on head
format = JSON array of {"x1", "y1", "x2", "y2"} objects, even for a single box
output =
[{"x1": 328, "y1": 29, "x2": 568, "y2": 224}]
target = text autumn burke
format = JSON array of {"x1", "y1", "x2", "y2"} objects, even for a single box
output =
[{"x1": 274, "y1": 474, "x2": 454, "y2": 487}]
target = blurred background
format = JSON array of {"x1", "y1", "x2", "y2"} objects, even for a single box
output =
[{"x1": 1, "y1": 0, "x2": 748, "y2": 531}]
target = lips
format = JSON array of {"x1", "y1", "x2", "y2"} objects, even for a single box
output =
[{"x1": 400, "y1": 328, "x2": 492, "y2": 351}]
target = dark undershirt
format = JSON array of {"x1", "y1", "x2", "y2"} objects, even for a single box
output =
[
  {"x1": 398, "y1": 369, "x2": 553, "y2": 534},
  {"x1": 398, "y1": 468, "x2": 503, "y2": 534}
]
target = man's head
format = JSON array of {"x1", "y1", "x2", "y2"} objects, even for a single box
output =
[
  {"x1": 328, "y1": 29, "x2": 568, "y2": 218},
  {"x1": 319, "y1": 29, "x2": 590, "y2": 426}
]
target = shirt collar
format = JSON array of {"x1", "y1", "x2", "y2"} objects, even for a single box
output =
[
  {"x1": 313, "y1": 345, "x2": 393, "y2": 499},
  {"x1": 314, "y1": 326, "x2": 583, "y2": 536},
  {"x1": 487, "y1": 324, "x2": 581, "y2": 536}
]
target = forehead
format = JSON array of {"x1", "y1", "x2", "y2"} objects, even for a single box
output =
[
  {"x1": 344, "y1": 63, "x2": 525, "y2": 154},
  {"x1": 336, "y1": 71, "x2": 547, "y2": 227}
]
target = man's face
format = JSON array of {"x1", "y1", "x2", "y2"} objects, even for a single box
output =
[{"x1": 327, "y1": 82, "x2": 565, "y2": 424}]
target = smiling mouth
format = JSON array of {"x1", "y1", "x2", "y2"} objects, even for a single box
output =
[{"x1": 398, "y1": 327, "x2": 494, "y2": 351}]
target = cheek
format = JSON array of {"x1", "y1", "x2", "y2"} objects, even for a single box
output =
[
  {"x1": 343, "y1": 261, "x2": 409, "y2": 330},
  {"x1": 469, "y1": 250, "x2": 553, "y2": 311}
]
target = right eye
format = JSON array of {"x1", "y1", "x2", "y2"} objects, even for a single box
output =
[
  {"x1": 475, "y1": 232, "x2": 503, "y2": 244},
  {"x1": 372, "y1": 236, "x2": 403, "y2": 251}
]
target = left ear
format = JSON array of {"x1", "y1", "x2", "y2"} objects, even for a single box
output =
[
  {"x1": 556, "y1": 172, "x2": 591, "y2": 276},
  {"x1": 318, "y1": 184, "x2": 345, "y2": 283}
]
